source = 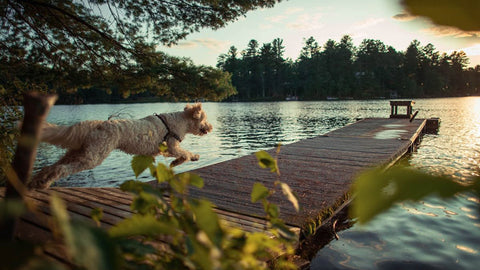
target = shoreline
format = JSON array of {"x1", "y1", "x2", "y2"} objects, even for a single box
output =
[{"x1": 53, "y1": 94, "x2": 480, "y2": 105}]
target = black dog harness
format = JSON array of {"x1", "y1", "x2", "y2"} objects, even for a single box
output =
[{"x1": 154, "y1": 113, "x2": 182, "y2": 142}]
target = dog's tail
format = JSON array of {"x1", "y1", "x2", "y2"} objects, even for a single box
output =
[{"x1": 40, "y1": 121, "x2": 102, "y2": 150}]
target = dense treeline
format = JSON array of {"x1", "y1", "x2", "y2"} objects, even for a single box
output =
[
  {"x1": 217, "y1": 35, "x2": 480, "y2": 100},
  {"x1": 0, "y1": 50, "x2": 237, "y2": 105}
]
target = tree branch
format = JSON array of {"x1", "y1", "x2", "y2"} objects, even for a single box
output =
[
  {"x1": 1, "y1": 92, "x2": 57, "y2": 241},
  {"x1": 18, "y1": 0, "x2": 132, "y2": 53}
]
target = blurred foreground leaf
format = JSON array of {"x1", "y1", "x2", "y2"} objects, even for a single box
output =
[
  {"x1": 50, "y1": 194, "x2": 121, "y2": 270},
  {"x1": 279, "y1": 182, "x2": 299, "y2": 212},
  {"x1": 131, "y1": 155, "x2": 154, "y2": 178},
  {"x1": 251, "y1": 182, "x2": 270, "y2": 203},
  {"x1": 109, "y1": 214, "x2": 177, "y2": 238},
  {"x1": 120, "y1": 180, "x2": 164, "y2": 198},
  {"x1": 0, "y1": 199, "x2": 26, "y2": 220},
  {"x1": 91, "y1": 207, "x2": 104, "y2": 227},
  {"x1": 154, "y1": 163, "x2": 174, "y2": 183},
  {"x1": 177, "y1": 172, "x2": 204, "y2": 189},
  {"x1": 190, "y1": 199, "x2": 222, "y2": 245},
  {"x1": 68, "y1": 223, "x2": 122, "y2": 270},
  {"x1": 351, "y1": 166, "x2": 478, "y2": 224},
  {"x1": 255, "y1": 150, "x2": 279, "y2": 174},
  {"x1": 401, "y1": 0, "x2": 480, "y2": 31}
]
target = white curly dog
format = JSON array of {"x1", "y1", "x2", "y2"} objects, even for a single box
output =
[{"x1": 29, "y1": 103, "x2": 212, "y2": 189}]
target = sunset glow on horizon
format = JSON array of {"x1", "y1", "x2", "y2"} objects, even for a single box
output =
[{"x1": 160, "y1": 0, "x2": 480, "y2": 68}]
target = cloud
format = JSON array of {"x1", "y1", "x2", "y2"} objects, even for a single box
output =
[
  {"x1": 422, "y1": 26, "x2": 480, "y2": 38},
  {"x1": 266, "y1": 7, "x2": 304, "y2": 23},
  {"x1": 264, "y1": 6, "x2": 323, "y2": 31},
  {"x1": 353, "y1": 18, "x2": 385, "y2": 29},
  {"x1": 176, "y1": 38, "x2": 230, "y2": 52},
  {"x1": 260, "y1": 24, "x2": 274, "y2": 30},
  {"x1": 287, "y1": 13, "x2": 325, "y2": 31},
  {"x1": 392, "y1": 12, "x2": 417, "y2": 22},
  {"x1": 266, "y1": 14, "x2": 287, "y2": 23},
  {"x1": 284, "y1": 7, "x2": 304, "y2": 15},
  {"x1": 457, "y1": 44, "x2": 480, "y2": 56}
]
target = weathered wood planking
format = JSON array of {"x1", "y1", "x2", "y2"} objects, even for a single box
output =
[
  {"x1": 176, "y1": 118, "x2": 426, "y2": 227},
  {"x1": 1, "y1": 117, "x2": 426, "y2": 265}
]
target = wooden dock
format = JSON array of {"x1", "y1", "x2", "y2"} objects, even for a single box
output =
[
  {"x1": 184, "y1": 118, "x2": 426, "y2": 228},
  {"x1": 0, "y1": 117, "x2": 427, "y2": 265}
]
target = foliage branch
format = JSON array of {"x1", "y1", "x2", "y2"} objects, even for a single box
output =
[{"x1": 0, "y1": 149, "x2": 299, "y2": 269}]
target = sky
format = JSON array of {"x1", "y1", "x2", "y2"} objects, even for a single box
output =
[{"x1": 158, "y1": 0, "x2": 480, "y2": 68}]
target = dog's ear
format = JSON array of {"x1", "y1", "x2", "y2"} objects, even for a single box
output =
[{"x1": 184, "y1": 103, "x2": 202, "y2": 119}]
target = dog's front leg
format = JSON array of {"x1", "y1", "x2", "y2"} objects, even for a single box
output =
[
  {"x1": 166, "y1": 138, "x2": 199, "y2": 167},
  {"x1": 170, "y1": 157, "x2": 186, "y2": 167}
]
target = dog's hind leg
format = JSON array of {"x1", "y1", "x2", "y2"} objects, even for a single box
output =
[{"x1": 29, "y1": 143, "x2": 115, "y2": 189}]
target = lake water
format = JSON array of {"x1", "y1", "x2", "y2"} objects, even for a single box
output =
[{"x1": 36, "y1": 98, "x2": 480, "y2": 269}]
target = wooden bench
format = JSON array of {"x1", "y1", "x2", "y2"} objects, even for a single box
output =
[{"x1": 390, "y1": 100, "x2": 414, "y2": 119}]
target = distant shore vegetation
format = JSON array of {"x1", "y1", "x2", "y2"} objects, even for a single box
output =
[
  {"x1": 51, "y1": 35, "x2": 480, "y2": 104},
  {"x1": 217, "y1": 35, "x2": 480, "y2": 101}
]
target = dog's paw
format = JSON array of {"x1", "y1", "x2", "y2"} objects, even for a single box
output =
[
  {"x1": 191, "y1": 154, "x2": 200, "y2": 161},
  {"x1": 170, "y1": 157, "x2": 186, "y2": 167}
]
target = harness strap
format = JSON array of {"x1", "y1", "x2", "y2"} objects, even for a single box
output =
[{"x1": 154, "y1": 113, "x2": 182, "y2": 142}]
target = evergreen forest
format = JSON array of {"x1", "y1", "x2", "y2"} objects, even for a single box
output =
[{"x1": 217, "y1": 35, "x2": 480, "y2": 101}]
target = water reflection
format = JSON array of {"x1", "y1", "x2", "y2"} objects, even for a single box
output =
[
  {"x1": 216, "y1": 102, "x2": 355, "y2": 152},
  {"x1": 311, "y1": 97, "x2": 480, "y2": 270},
  {"x1": 217, "y1": 110, "x2": 285, "y2": 150}
]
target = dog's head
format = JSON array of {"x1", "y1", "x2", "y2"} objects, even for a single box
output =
[{"x1": 184, "y1": 103, "x2": 213, "y2": 136}]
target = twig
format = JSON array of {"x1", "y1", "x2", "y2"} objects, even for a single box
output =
[{"x1": 0, "y1": 92, "x2": 57, "y2": 241}]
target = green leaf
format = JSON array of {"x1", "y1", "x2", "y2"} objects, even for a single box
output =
[
  {"x1": 109, "y1": 214, "x2": 176, "y2": 238},
  {"x1": 51, "y1": 194, "x2": 121, "y2": 270},
  {"x1": 177, "y1": 172, "x2": 204, "y2": 188},
  {"x1": 155, "y1": 163, "x2": 174, "y2": 183},
  {"x1": 69, "y1": 223, "x2": 122, "y2": 270},
  {"x1": 270, "y1": 220, "x2": 297, "y2": 242},
  {"x1": 0, "y1": 198, "x2": 26, "y2": 220},
  {"x1": 115, "y1": 238, "x2": 157, "y2": 258},
  {"x1": 244, "y1": 232, "x2": 284, "y2": 255},
  {"x1": 120, "y1": 180, "x2": 165, "y2": 199},
  {"x1": 402, "y1": 0, "x2": 480, "y2": 31},
  {"x1": 170, "y1": 177, "x2": 187, "y2": 194},
  {"x1": 130, "y1": 192, "x2": 161, "y2": 214},
  {"x1": 187, "y1": 233, "x2": 213, "y2": 270},
  {"x1": 190, "y1": 199, "x2": 222, "y2": 245},
  {"x1": 279, "y1": 182, "x2": 299, "y2": 212},
  {"x1": 148, "y1": 163, "x2": 156, "y2": 177},
  {"x1": 50, "y1": 194, "x2": 75, "y2": 252},
  {"x1": 91, "y1": 207, "x2": 103, "y2": 227},
  {"x1": 255, "y1": 150, "x2": 279, "y2": 174},
  {"x1": 187, "y1": 173, "x2": 204, "y2": 188},
  {"x1": 158, "y1": 141, "x2": 168, "y2": 153},
  {"x1": 266, "y1": 203, "x2": 279, "y2": 219},
  {"x1": 351, "y1": 166, "x2": 472, "y2": 224},
  {"x1": 120, "y1": 180, "x2": 147, "y2": 194},
  {"x1": 251, "y1": 182, "x2": 269, "y2": 203},
  {"x1": 131, "y1": 155, "x2": 154, "y2": 178}
]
